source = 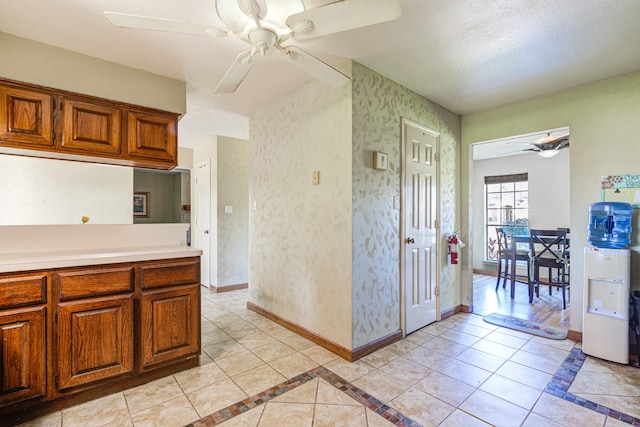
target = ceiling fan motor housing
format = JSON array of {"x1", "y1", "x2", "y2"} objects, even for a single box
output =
[{"x1": 248, "y1": 28, "x2": 277, "y2": 55}]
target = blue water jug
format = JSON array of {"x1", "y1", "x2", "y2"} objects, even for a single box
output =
[{"x1": 587, "y1": 202, "x2": 632, "y2": 249}]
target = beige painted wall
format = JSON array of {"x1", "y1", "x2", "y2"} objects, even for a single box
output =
[
  {"x1": 0, "y1": 32, "x2": 185, "y2": 114},
  {"x1": 217, "y1": 136, "x2": 249, "y2": 286},
  {"x1": 0, "y1": 154, "x2": 132, "y2": 225},
  {"x1": 461, "y1": 71, "x2": 640, "y2": 333},
  {"x1": 250, "y1": 64, "x2": 354, "y2": 349},
  {"x1": 351, "y1": 63, "x2": 461, "y2": 347}
]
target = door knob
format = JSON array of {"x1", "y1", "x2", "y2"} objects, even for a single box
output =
[{"x1": 406, "y1": 237, "x2": 415, "y2": 244}]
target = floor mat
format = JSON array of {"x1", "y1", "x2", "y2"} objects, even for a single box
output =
[{"x1": 483, "y1": 312, "x2": 568, "y2": 340}]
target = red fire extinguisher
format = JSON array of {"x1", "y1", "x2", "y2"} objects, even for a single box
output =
[{"x1": 448, "y1": 233, "x2": 459, "y2": 265}]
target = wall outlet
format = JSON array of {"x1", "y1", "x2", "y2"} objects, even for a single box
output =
[
  {"x1": 224, "y1": 205, "x2": 233, "y2": 214},
  {"x1": 312, "y1": 171, "x2": 320, "y2": 185}
]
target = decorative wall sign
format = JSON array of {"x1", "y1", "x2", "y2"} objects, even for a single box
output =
[{"x1": 601, "y1": 174, "x2": 640, "y2": 208}]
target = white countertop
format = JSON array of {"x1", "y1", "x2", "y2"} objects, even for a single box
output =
[{"x1": 0, "y1": 245, "x2": 202, "y2": 273}]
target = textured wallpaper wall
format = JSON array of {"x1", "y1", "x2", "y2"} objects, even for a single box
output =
[
  {"x1": 250, "y1": 62, "x2": 461, "y2": 351},
  {"x1": 249, "y1": 64, "x2": 354, "y2": 349},
  {"x1": 217, "y1": 136, "x2": 249, "y2": 286},
  {"x1": 351, "y1": 63, "x2": 461, "y2": 348}
]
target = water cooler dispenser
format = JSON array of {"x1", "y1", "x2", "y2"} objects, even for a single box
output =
[{"x1": 582, "y1": 202, "x2": 632, "y2": 364}]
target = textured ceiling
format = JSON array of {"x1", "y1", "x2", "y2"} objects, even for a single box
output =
[{"x1": 1, "y1": 0, "x2": 639, "y2": 148}]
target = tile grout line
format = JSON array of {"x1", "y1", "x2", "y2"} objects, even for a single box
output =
[{"x1": 546, "y1": 347, "x2": 640, "y2": 426}]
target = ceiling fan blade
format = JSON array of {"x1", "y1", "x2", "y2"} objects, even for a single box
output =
[
  {"x1": 286, "y1": 0, "x2": 402, "y2": 40},
  {"x1": 236, "y1": 0, "x2": 267, "y2": 20},
  {"x1": 280, "y1": 46, "x2": 350, "y2": 88},
  {"x1": 549, "y1": 136, "x2": 569, "y2": 149},
  {"x1": 214, "y1": 51, "x2": 257, "y2": 94},
  {"x1": 104, "y1": 12, "x2": 231, "y2": 37}
]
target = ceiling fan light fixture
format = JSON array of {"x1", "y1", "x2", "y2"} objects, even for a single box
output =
[{"x1": 538, "y1": 150, "x2": 560, "y2": 158}]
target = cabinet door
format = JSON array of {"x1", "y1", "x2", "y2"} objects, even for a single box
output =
[
  {"x1": 0, "y1": 85, "x2": 53, "y2": 147},
  {"x1": 126, "y1": 110, "x2": 177, "y2": 164},
  {"x1": 57, "y1": 294, "x2": 133, "y2": 391},
  {"x1": 60, "y1": 98, "x2": 121, "y2": 155},
  {"x1": 140, "y1": 285, "x2": 199, "y2": 369},
  {"x1": 0, "y1": 306, "x2": 46, "y2": 407}
]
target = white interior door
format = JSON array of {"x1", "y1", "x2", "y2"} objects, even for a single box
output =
[
  {"x1": 402, "y1": 119, "x2": 440, "y2": 334},
  {"x1": 195, "y1": 161, "x2": 211, "y2": 288}
]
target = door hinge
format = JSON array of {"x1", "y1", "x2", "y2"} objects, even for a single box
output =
[
  {"x1": 435, "y1": 153, "x2": 440, "y2": 162},
  {"x1": 435, "y1": 286, "x2": 440, "y2": 296},
  {"x1": 434, "y1": 219, "x2": 439, "y2": 229}
]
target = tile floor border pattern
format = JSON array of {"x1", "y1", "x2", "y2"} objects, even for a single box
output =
[
  {"x1": 546, "y1": 348, "x2": 640, "y2": 426},
  {"x1": 186, "y1": 365, "x2": 420, "y2": 427},
  {"x1": 187, "y1": 347, "x2": 640, "y2": 427}
]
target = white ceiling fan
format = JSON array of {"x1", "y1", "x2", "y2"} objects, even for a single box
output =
[
  {"x1": 104, "y1": 0, "x2": 402, "y2": 94},
  {"x1": 521, "y1": 134, "x2": 570, "y2": 158},
  {"x1": 502, "y1": 133, "x2": 570, "y2": 158}
]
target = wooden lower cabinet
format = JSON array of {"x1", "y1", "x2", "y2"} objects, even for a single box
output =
[
  {"x1": 56, "y1": 294, "x2": 134, "y2": 391},
  {"x1": 140, "y1": 285, "x2": 199, "y2": 369},
  {"x1": 0, "y1": 306, "x2": 46, "y2": 407},
  {"x1": 0, "y1": 256, "x2": 200, "y2": 424}
]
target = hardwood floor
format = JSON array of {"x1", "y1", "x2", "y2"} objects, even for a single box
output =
[{"x1": 472, "y1": 272, "x2": 570, "y2": 329}]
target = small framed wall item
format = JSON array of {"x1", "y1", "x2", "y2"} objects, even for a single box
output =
[
  {"x1": 373, "y1": 151, "x2": 388, "y2": 171},
  {"x1": 133, "y1": 192, "x2": 149, "y2": 217}
]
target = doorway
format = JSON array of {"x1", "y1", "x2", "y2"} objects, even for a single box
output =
[
  {"x1": 195, "y1": 160, "x2": 212, "y2": 288},
  {"x1": 469, "y1": 128, "x2": 571, "y2": 329}
]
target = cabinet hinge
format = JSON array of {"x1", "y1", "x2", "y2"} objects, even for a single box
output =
[
  {"x1": 54, "y1": 372, "x2": 58, "y2": 388},
  {"x1": 54, "y1": 311, "x2": 58, "y2": 323}
]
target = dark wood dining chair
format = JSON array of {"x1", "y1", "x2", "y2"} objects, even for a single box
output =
[
  {"x1": 528, "y1": 228, "x2": 569, "y2": 309},
  {"x1": 495, "y1": 227, "x2": 530, "y2": 291}
]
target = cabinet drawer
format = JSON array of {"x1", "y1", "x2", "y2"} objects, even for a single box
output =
[
  {"x1": 57, "y1": 266, "x2": 134, "y2": 300},
  {"x1": 0, "y1": 273, "x2": 47, "y2": 309},
  {"x1": 139, "y1": 258, "x2": 199, "y2": 289}
]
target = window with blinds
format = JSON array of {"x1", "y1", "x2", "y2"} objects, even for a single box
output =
[{"x1": 485, "y1": 173, "x2": 529, "y2": 261}]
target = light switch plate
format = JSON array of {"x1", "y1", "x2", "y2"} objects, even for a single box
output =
[{"x1": 224, "y1": 205, "x2": 233, "y2": 214}]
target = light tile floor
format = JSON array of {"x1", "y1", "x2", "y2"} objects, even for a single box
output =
[{"x1": 17, "y1": 288, "x2": 640, "y2": 427}]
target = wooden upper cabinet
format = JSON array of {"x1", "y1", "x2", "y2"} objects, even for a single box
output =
[
  {"x1": 0, "y1": 78, "x2": 179, "y2": 170},
  {"x1": 59, "y1": 98, "x2": 121, "y2": 156},
  {"x1": 0, "y1": 85, "x2": 53, "y2": 148},
  {"x1": 126, "y1": 109, "x2": 177, "y2": 163}
]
